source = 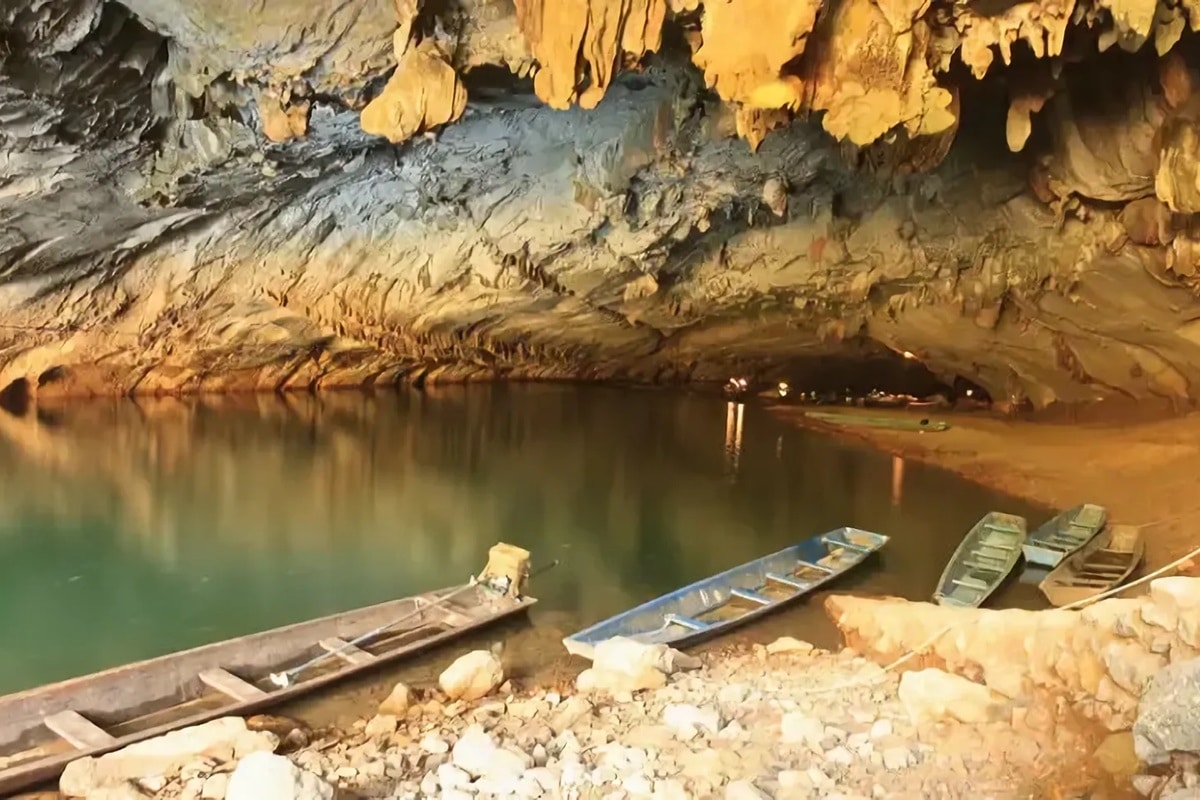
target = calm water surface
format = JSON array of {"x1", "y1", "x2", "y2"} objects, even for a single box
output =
[{"x1": 0, "y1": 386, "x2": 1048, "y2": 694}]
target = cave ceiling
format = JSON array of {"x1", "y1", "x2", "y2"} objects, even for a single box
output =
[{"x1": 5, "y1": 0, "x2": 1200, "y2": 408}]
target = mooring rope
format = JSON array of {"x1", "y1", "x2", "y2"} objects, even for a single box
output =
[{"x1": 788, "y1": 534, "x2": 1200, "y2": 696}]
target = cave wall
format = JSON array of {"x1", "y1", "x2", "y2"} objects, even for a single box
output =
[{"x1": 6, "y1": 0, "x2": 1200, "y2": 407}]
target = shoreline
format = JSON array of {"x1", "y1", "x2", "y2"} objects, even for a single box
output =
[{"x1": 768, "y1": 404, "x2": 1200, "y2": 575}]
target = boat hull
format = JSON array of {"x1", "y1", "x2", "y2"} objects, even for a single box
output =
[
  {"x1": 0, "y1": 586, "x2": 534, "y2": 796},
  {"x1": 1040, "y1": 524, "x2": 1144, "y2": 608},
  {"x1": 562, "y1": 527, "x2": 889, "y2": 658},
  {"x1": 933, "y1": 512, "x2": 1028, "y2": 609},
  {"x1": 1021, "y1": 504, "x2": 1107, "y2": 568}
]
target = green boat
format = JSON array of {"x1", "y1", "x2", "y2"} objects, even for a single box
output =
[
  {"x1": 803, "y1": 410, "x2": 950, "y2": 432},
  {"x1": 1022, "y1": 503, "x2": 1107, "y2": 568},
  {"x1": 933, "y1": 512, "x2": 1028, "y2": 608}
]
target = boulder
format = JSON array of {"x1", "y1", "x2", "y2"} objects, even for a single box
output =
[
  {"x1": 377, "y1": 681, "x2": 412, "y2": 716},
  {"x1": 1134, "y1": 658, "x2": 1200, "y2": 765},
  {"x1": 60, "y1": 717, "x2": 278, "y2": 797},
  {"x1": 225, "y1": 752, "x2": 334, "y2": 800},
  {"x1": 897, "y1": 669, "x2": 1009, "y2": 725},
  {"x1": 439, "y1": 650, "x2": 505, "y2": 701},
  {"x1": 765, "y1": 637, "x2": 815, "y2": 655},
  {"x1": 575, "y1": 637, "x2": 700, "y2": 697}
]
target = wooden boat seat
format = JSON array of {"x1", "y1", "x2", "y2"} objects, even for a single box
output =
[
  {"x1": 319, "y1": 638, "x2": 377, "y2": 666},
  {"x1": 951, "y1": 577, "x2": 989, "y2": 591},
  {"x1": 983, "y1": 523, "x2": 1023, "y2": 535},
  {"x1": 796, "y1": 560, "x2": 834, "y2": 574},
  {"x1": 822, "y1": 536, "x2": 869, "y2": 553},
  {"x1": 664, "y1": 613, "x2": 711, "y2": 632},
  {"x1": 43, "y1": 710, "x2": 117, "y2": 750},
  {"x1": 198, "y1": 668, "x2": 268, "y2": 702},
  {"x1": 962, "y1": 560, "x2": 1002, "y2": 573},
  {"x1": 730, "y1": 588, "x2": 771, "y2": 605},
  {"x1": 766, "y1": 572, "x2": 810, "y2": 590}
]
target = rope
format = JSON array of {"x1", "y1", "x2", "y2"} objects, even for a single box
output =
[{"x1": 788, "y1": 537, "x2": 1200, "y2": 696}]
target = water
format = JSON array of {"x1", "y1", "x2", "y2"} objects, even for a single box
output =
[{"x1": 0, "y1": 385, "x2": 1048, "y2": 695}]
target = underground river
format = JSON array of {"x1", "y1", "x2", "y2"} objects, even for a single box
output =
[{"x1": 0, "y1": 385, "x2": 1048, "y2": 696}]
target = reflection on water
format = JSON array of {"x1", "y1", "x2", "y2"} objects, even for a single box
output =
[{"x1": 0, "y1": 386, "x2": 1047, "y2": 693}]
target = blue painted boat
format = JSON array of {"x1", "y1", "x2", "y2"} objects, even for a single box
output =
[
  {"x1": 562, "y1": 527, "x2": 890, "y2": 658},
  {"x1": 1021, "y1": 503, "x2": 1107, "y2": 568},
  {"x1": 933, "y1": 512, "x2": 1027, "y2": 608}
]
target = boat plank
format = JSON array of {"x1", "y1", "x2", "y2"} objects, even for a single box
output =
[
  {"x1": 318, "y1": 638, "x2": 377, "y2": 667},
  {"x1": 42, "y1": 711, "x2": 116, "y2": 751},
  {"x1": 198, "y1": 669, "x2": 268, "y2": 703}
]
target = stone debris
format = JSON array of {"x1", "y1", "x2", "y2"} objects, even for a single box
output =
[{"x1": 56, "y1": 636, "x2": 1105, "y2": 800}]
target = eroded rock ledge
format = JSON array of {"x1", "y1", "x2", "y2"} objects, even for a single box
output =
[
  {"x1": 7, "y1": 2, "x2": 1200, "y2": 406},
  {"x1": 825, "y1": 576, "x2": 1200, "y2": 732}
]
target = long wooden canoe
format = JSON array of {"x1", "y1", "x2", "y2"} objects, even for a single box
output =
[
  {"x1": 933, "y1": 512, "x2": 1027, "y2": 608},
  {"x1": 803, "y1": 410, "x2": 951, "y2": 432},
  {"x1": 562, "y1": 527, "x2": 890, "y2": 659},
  {"x1": 0, "y1": 581, "x2": 535, "y2": 795},
  {"x1": 1039, "y1": 524, "x2": 1144, "y2": 607},
  {"x1": 1022, "y1": 503, "x2": 1107, "y2": 568}
]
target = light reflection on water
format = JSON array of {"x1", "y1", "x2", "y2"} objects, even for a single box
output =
[{"x1": 0, "y1": 385, "x2": 1047, "y2": 693}]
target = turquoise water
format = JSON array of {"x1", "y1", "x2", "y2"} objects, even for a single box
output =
[{"x1": 0, "y1": 386, "x2": 1046, "y2": 693}]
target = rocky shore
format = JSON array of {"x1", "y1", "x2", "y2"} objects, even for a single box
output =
[
  {"x1": 54, "y1": 638, "x2": 1087, "y2": 800},
  {"x1": 42, "y1": 577, "x2": 1200, "y2": 800}
]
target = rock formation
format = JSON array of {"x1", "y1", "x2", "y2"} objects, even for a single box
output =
[
  {"x1": 5, "y1": 0, "x2": 1200, "y2": 407},
  {"x1": 825, "y1": 576, "x2": 1200, "y2": 731}
]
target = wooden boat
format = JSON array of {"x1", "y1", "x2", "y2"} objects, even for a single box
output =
[
  {"x1": 562, "y1": 527, "x2": 890, "y2": 659},
  {"x1": 933, "y1": 512, "x2": 1028, "y2": 608},
  {"x1": 804, "y1": 410, "x2": 950, "y2": 432},
  {"x1": 1022, "y1": 503, "x2": 1107, "y2": 568},
  {"x1": 1039, "y1": 524, "x2": 1144, "y2": 607},
  {"x1": 0, "y1": 543, "x2": 538, "y2": 796}
]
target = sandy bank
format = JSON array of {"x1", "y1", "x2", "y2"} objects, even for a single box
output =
[{"x1": 770, "y1": 405, "x2": 1200, "y2": 573}]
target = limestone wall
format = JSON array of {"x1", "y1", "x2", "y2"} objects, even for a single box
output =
[{"x1": 824, "y1": 576, "x2": 1200, "y2": 730}]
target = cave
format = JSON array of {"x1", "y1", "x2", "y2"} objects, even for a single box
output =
[{"x1": 3, "y1": 0, "x2": 1200, "y2": 413}]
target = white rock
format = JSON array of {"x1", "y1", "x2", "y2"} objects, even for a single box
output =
[
  {"x1": 780, "y1": 712, "x2": 824, "y2": 747},
  {"x1": 364, "y1": 714, "x2": 398, "y2": 738},
  {"x1": 654, "y1": 778, "x2": 689, "y2": 800},
  {"x1": 725, "y1": 779, "x2": 770, "y2": 799},
  {"x1": 898, "y1": 669, "x2": 1008, "y2": 725},
  {"x1": 825, "y1": 746, "x2": 854, "y2": 766},
  {"x1": 451, "y1": 725, "x2": 531, "y2": 780},
  {"x1": 419, "y1": 733, "x2": 449, "y2": 754},
  {"x1": 765, "y1": 637, "x2": 814, "y2": 655},
  {"x1": 437, "y1": 763, "x2": 472, "y2": 790},
  {"x1": 623, "y1": 773, "x2": 655, "y2": 796},
  {"x1": 882, "y1": 746, "x2": 912, "y2": 771},
  {"x1": 869, "y1": 719, "x2": 893, "y2": 739},
  {"x1": 60, "y1": 718, "x2": 278, "y2": 797},
  {"x1": 591, "y1": 637, "x2": 701, "y2": 676},
  {"x1": 548, "y1": 695, "x2": 594, "y2": 733},
  {"x1": 662, "y1": 704, "x2": 721, "y2": 738},
  {"x1": 225, "y1": 752, "x2": 333, "y2": 800},
  {"x1": 378, "y1": 682, "x2": 411, "y2": 716},
  {"x1": 201, "y1": 773, "x2": 229, "y2": 799},
  {"x1": 440, "y1": 650, "x2": 505, "y2": 701}
]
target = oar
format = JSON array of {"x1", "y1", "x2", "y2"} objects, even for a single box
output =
[{"x1": 268, "y1": 559, "x2": 560, "y2": 689}]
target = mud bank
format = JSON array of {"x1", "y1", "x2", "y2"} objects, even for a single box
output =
[{"x1": 770, "y1": 405, "x2": 1200, "y2": 574}]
